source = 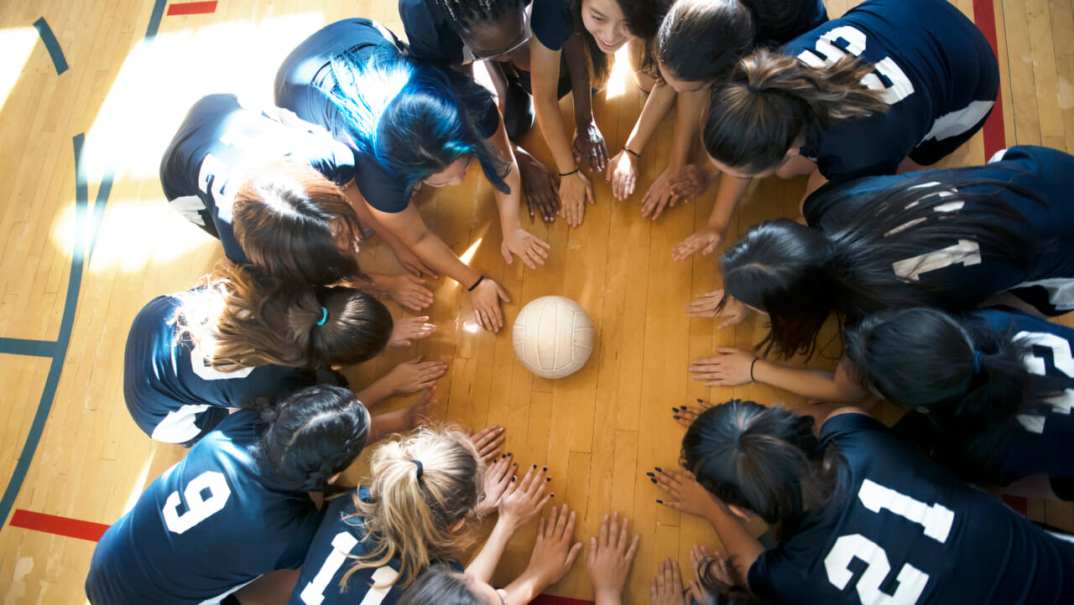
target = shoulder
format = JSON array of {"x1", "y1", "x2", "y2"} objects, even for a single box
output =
[
  {"x1": 532, "y1": 0, "x2": 575, "y2": 50},
  {"x1": 354, "y1": 156, "x2": 409, "y2": 213},
  {"x1": 398, "y1": 0, "x2": 464, "y2": 64}
]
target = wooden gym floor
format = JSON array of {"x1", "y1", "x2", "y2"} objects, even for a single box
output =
[{"x1": 0, "y1": 0, "x2": 1070, "y2": 602}]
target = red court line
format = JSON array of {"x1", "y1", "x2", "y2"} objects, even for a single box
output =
[
  {"x1": 973, "y1": 0, "x2": 1007, "y2": 159},
  {"x1": 533, "y1": 596, "x2": 592, "y2": 605},
  {"x1": 167, "y1": 1, "x2": 218, "y2": 16},
  {"x1": 9, "y1": 509, "x2": 109, "y2": 543}
]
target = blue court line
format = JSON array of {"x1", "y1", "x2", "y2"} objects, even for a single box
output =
[
  {"x1": 145, "y1": 0, "x2": 168, "y2": 42},
  {"x1": 32, "y1": 17, "x2": 68, "y2": 75},
  {"x1": 0, "y1": 339, "x2": 57, "y2": 358}
]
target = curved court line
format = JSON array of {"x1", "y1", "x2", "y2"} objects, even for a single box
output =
[{"x1": 31, "y1": 17, "x2": 68, "y2": 75}]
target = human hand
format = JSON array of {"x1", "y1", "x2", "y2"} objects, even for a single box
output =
[
  {"x1": 469, "y1": 278, "x2": 511, "y2": 333},
  {"x1": 469, "y1": 425, "x2": 506, "y2": 464},
  {"x1": 649, "y1": 467, "x2": 723, "y2": 519},
  {"x1": 669, "y1": 163, "x2": 717, "y2": 200},
  {"x1": 641, "y1": 168, "x2": 682, "y2": 221},
  {"x1": 672, "y1": 227, "x2": 723, "y2": 262},
  {"x1": 671, "y1": 399, "x2": 713, "y2": 429},
  {"x1": 689, "y1": 348, "x2": 756, "y2": 387},
  {"x1": 686, "y1": 290, "x2": 751, "y2": 329},
  {"x1": 378, "y1": 274, "x2": 435, "y2": 312},
  {"x1": 402, "y1": 387, "x2": 435, "y2": 430},
  {"x1": 475, "y1": 453, "x2": 514, "y2": 517},
  {"x1": 390, "y1": 243, "x2": 438, "y2": 278},
  {"x1": 381, "y1": 357, "x2": 449, "y2": 397},
  {"x1": 499, "y1": 464, "x2": 552, "y2": 530},
  {"x1": 605, "y1": 149, "x2": 639, "y2": 201},
  {"x1": 573, "y1": 121, "x2": 608, "y2": 173},
  {"x1": 388, "y1": 316, "x2": 437, "y2": 347},
  {"x1": 501, "y1": 227, "x2": 552, "y2": 270},
  {"x1": 688, "y1": 544, "x2": 727, "y2": 601},
  {"x1": 650, "y1": 558, "x2": 686, "y2": 605},
  {"x1": 586, "y1": 512, "x2": 640, "y2": 602},
  {"x1": 558, "y1": 171, "x2": 593, "y2": 228},
  {"x1": 521, "y1": 504, "x2": 583, "y2": 590},
  {"x1": 517, "y1": 148, "x2": 560, "y2": 223}
]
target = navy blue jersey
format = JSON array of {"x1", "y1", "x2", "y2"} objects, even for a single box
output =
[
  {"x1": 274, "y1": 18, "x2": 500, "y2": 213},
  {"x1": 290, "y1": 489, "x2": 462, "y2": 605},
  {"x1": 754, "y1": 0, "x2": 829, "y2": 47},
  {"x1": 961, "y1": 308, "x2": 1074, "y2": 485},
  {"x1": 783, "y1": 0, "x2": 998, "y2": 183},
  {"x1": 86, "y1": 411, "x2": 323, "y2": 604},
  {"x1": 124, "y1": 293, "x2": 314, "y2": 444},
  {"x1": 804, "y1": 145, "x2": 1074, "y2": 315},
  {"x1": 531, "y1": 0, "x2": 574, "y2": 51},
  {"x1": 746, "y1": 413, "x2": 1074, "y2": 604},
  {"x1": 398, "y1": 0, "x2": 467, "y2": 66},
  {"x1": 159, "y1": 94, "x2": 356, "y2": 264}
]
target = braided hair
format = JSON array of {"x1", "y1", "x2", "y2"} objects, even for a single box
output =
[
  {"x1": 254, "y1": 384, "x2": 371, "y2": 492},
  {"x1": 437, "y1": 0, "x2": 526, "y2": 34}
]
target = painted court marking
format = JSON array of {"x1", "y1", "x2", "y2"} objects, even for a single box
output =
[{"x1": 167, "y1": 1, "x2": 219, "y2": 16}]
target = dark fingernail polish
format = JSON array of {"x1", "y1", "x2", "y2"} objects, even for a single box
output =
[
  {"x1": 546, "y1": 477, "x2": 551, "y2": 482},
  {"x1": 656, "y1": 499, "x2": 664, "y2": 504},
  {"x1": 655, "y1": 467, "x2": 663, "y2": 472},
  {"x1": 649, "y1": 478, "x2": 657, "y2": 484},
  {"x1": 542, "y1": 466, "x2": 547, "y2": 471},
  {"x1": 532, "y1": 464, "x2": 537, "y2": 469}
]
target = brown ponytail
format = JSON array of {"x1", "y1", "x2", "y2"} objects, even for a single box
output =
[
  {"x1": 703, "y1": 48, "x2": 889, "y2": 173},
  {"x1": 176, "y1": 264, "x2": 392, "y2": 372},
  {"x1": 342, "y1": 427, "x2": 483, "y2": 590}
]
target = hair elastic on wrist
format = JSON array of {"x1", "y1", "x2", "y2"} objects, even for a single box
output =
[
  {"x1": 624, "y1": 147, "x2": 640, "y2": 158},
  {"x1": 316, "y1": 306, "x2": 329, "y2": 326},
  {"x1": 749, "y1": 358, "x2": 758, "y2": 382},
  {"x1": 468, "y1": 275, "x2": 486, "y2": 292},
  {"x1": 559, "y1": 168, "x2": 580, "y2": 177}
]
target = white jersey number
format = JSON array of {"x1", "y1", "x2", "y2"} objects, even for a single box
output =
[
  {"x1": 823, "y1": 479, "x2": 955, "y2": 605},
  {"x1": 163, "y1": 471, "x2": 232, "y2": 534},
  {"x1": 196, "y1": 153, "x2": 238, "y2": 221},
  {"x1": 798, "y1": 26, "x2": 915, "y2": 105},
  {"x1": 1016, "y1": 331, "x2": 1074, "y2": 433},
  {"x1": 299, "y1": 531, "x2": 399, "y2": 605}
]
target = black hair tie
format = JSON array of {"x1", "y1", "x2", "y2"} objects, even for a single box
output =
[{"x1": 410, "y1": 459, "x2": 424, "y2": 482}]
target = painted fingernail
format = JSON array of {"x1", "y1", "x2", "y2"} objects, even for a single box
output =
[
  {"x1": 649, "y1": 478, "x2": 657, "y2": 484},
  {"x1": 546, "y1": 477, "x2": 551, "y2": 482},
  {"x1": 656, "y1": 499, "x2": 664, "y2": 504},
  {"x1": 645, "y1": 472, "x2": 655, "y2": 477},
  {"x1": 655, "y1": 467, "x2": 663, "y2": 472},
  {"x1": 542, "y1": 466, "x2": 548, "y2": 472},
  {"x1": 532, "y1": 464, "x2": 537, "y2": 469}
]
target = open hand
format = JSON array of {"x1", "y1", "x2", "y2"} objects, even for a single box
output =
[
  {"x1": 650, "y1": 467, "x2": 722, "y2": 519},
  {"x1": 573, "y1": 121, "x2": 608, "y2": 173},
  {"x1": 470, "y1": 278, "x2": 511, "y2": 333},
  {"x1": 559, "y1": 171, "x2": 594, "y2": 229},
  {"x1": 689, "y1": 348, "x2": 756, "y2": 387},
  {"x1": 641, "y1": 168, "x2": 682, "y2": 221},
  {"x1": 671, "y1": 399, "x2": 713, "y2": 428},
  {"x1": 378, "y1": 274, "x2": 435, "y2": 311},
  {"x1": 650, "y1": 558, "x2": 686, "y2": 605},
  {"x1": 381, "y1": 357, "x2": 449, "y2": 397},
  {"x1": 475, "y1": 453, "x2": 513, "y2": 517},
  {"x1": 469, "y1": 425, "x2": 506, "y2": 464},
  {"x1": 669, "y1": 163, "x2": 717, "y2": 200},
  {"x1": 521, "y1": 504, "x2": 584, "y2": 590},
  {"x1": 499, "y1": 464, "x2": 552, "y2": 530},
  {"x1": 389, "y1": 316, "x2": 436, "y2": 347},
  {"x1": 672, "y1": 227, "x2": 723, "y2": 262},
  {"x1": 687, "y1": 290, "x2": 750, "y2": 329},
  {"x1": 606, "y1": 149, "x2": 639, "y2": 201},
  {"x1": 390, "y1": 243, "x2": 438, "y2": 278},
  {"x1": 517, "y1": 147, "x2": 560, "y2": 223},
  {"x1": 501, "y1": 227, "x2": 552, "y2": 270},
  {"x1": 586, "y1": 512, "x2": 640, "y2": 602}
]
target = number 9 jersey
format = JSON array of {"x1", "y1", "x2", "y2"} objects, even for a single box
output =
[
  {"x1": 85, "y1": 411, "x2": 323, "y2": 604},
  {"x1": 747, "y1": 413, "x2": 1074, "y2": 604}
]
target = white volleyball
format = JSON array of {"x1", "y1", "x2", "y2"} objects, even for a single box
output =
[{"x1": 512, "y1": 296, "x2": 594, "y2": 379}]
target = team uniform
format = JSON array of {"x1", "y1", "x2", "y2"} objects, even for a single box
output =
[
  {"x1": 754, "y1": 0, "x2": 829, "y2": 47},
  {"x1": 782, "y1": 0, "x2": 999, "y2": 183},
  {"x1": 289, "y1": 489, "x2": 462, "y2": 605},
  {"x1": 124, "y1": 293, "x2": 314, "y2": 444},
  {"x1": 898, "y1": 307, "x2": 1074, "y2": 498},
  {"x1": 747, "y1": 413, "x2": 1074, "y2": 604},
  {"x1": 804, "y1": 145, "x2": 1074, "y2": 316},
  {"x1": 274, "y1": 18, "x2": 501, "y2": 214},
  {"x1": 159, "y1": 94, "x2": 356, "y2": 264},
  {"x1": 85, "y1": 411, "x2": 324, "y2": 604}
]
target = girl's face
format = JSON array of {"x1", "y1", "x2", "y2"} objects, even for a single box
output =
[
  {"x1": 657, "y1": 59, "x2": 709, "y2": 94},
  {"x1": 424, "y1": 156, "x2": 474, "y2": 188},
  {"x1": 463, "y1": 7, "x2": 532, "y2": 60},
  {"x1": 707, "y1": 151, "x2": 798, "y2": 180},
  {"x1": 581, "y1": 0, "x2": 631, "y2": 55}
]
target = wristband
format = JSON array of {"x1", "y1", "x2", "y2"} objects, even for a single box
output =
[
  {"x1": 749, "y1": 358, "x2": 759, "y2": 382},
  {"x1": 624, "y1": 147, "x2": 640, "y2": 158},
  {"x1": 468, "y1": 275, "x2": 487, "y2": 292},
  {"x1": 559, "y1": 168, "x2": 579, "y2": 177}
]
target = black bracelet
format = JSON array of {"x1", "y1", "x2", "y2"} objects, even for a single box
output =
[
  {"x1": 559, "y1": 168, "x2": 580, "y2": 177},
  {"x1": 468, "y1": 275, "x2": 486, "y2": 292},
  {"x1": 749, "y1": 358, "x2": 759, "y2": 382},
  {"x1": 624, "y1": 147, "x2": 640, "y2": 158}
]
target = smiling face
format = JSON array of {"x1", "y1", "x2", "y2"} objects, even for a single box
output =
[
  {"x1": 581, "y1": 0, "x2": 631, "y2": 54},
  {"x1": 423, "y1": 156, "x2": 473, "y2": 188}
]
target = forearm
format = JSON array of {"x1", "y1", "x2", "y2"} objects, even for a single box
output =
[
  {"x1": 625, "y1": 82, "x2": 675, "y2": 155},
  {"x1": 490, "y1": 128, "x2": 525, "y2": 232},
  {"x1": 466, "y1": 518, "x2": 517, "y2": 583},
  {"x1": 669, "y1": 89, "x2": 704, "y2": 169},
  {"x1": 534, "y1": 91, "x2": 578, "y2": 173},
  {"x1": 502, "y1": 574, "x2": 545, "y2": 605},
  {"x1": 356, "y1": 377, "x2": 396, "y2": 408},
  {"x1": 564, "y1": 35, "x2": 595, "y2": 133},
  {"x1": 486, "y1": 61, "x2": 510, "y2": 114},
  {"x1": 707, "y1": 175, "x2": 751, "y2": 230},
  {"x1": 702, "y1": 504, "x2": 763, "y2": 588},
  {"x1": 407, "y1": 231, "x2": 482, "y2": 288},
  {"x1": 366, "y1": 409, "x2": 413, "y2": 443},
  {"x1": 593, "y1": 590, "x2": 622, "y2": 605},
  {"x1": 752, "y1": 360, "x2": 864, "y2": 403}
]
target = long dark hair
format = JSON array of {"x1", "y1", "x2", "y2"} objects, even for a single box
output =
[
  {"x1": 845, "y1": 307, "x2": 1067, "y2": 482},
  {"x1": 656, "y1": 0, "x2": 755, "y2": 83},
  {"x1": 720, "y1": 176, "x2": 1038, "y2": 358},
  {"x1": 327, "y1": 45, "x2": 509, "y2": 198},
  {"x1": 398, "y1": 566, "x2": 480, "y2": 605},
  {"x1": 254, "y1": 384, "x2": 370, "y2": 492},
  {"x1": 232, "y1": 162, "x2": 363, "y2": 286},
  {"x1": 177, "y1": 264, "x2": 393, "y2": 372},
  {"x1": 617, "y1": 0, "x2": 674, "y2": 76},
  {"x1": 704, "y1": 48, "x2": 887, "y2": 173}
]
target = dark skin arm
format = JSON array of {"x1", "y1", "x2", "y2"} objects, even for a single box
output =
[{"x1": 564, "y1": 34, "x2": 606, "y2": 173}]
